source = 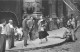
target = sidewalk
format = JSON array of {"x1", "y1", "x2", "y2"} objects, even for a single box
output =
[
  {"x1": 48, "y1": 27, "x2": 68, "y2": 38},
  {"x1": 6, "y1": 28, "x2": 67, "y2": 51}
]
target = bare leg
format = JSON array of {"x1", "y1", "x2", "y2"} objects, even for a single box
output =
[
  {"x1": 23, "y1": 30, "x2": 29, "y2": 46},
  {"x1": 40, "y1": 39, "x2": 42, "y2": 44},
  {"x1": 45, "y1": 37, "x2": 48, "y2": 41}
]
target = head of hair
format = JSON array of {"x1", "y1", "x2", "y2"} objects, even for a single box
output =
[
  {"x1": 9, "y1": 19, "x2": 13, "y2": 22},
  {"x1": 9, "y1": 19, "x2": 13, "y2": 24}
]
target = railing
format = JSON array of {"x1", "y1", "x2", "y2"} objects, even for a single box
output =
[{"x1": 63, "y1": 0, "x2": 80, "y2": 12}]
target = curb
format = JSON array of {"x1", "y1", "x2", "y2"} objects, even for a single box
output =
[{"x1": 6, "y1": 39, "x2": 66, "y2": 52}]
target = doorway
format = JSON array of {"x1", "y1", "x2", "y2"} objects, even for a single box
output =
[{"x1": 0, "y1": 12, "x2": 18, "y2": 26}]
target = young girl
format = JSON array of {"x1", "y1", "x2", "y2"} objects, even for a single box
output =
[{"x1": 38, "y1": 19, "x2": 49, "y2": 44}]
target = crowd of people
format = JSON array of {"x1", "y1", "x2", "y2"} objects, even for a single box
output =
[
  {"x1": 22, "y1": 15, "x2": 49, "y2": 46},
  {"x1": 0, "y1": 19, "x2": 14, "y2": 52},
  {"x1": 55, "y1": 14, "x2": 78, "y2": 41},
  {"x1": 0, "y1": 15, "x2": 49, "y2": 51},
  {"x1": 0, "y1": 14, "x2": 78, "y2": 52}
]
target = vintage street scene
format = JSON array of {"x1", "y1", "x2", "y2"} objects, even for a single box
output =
[{"x1": 0, "y1": 0, "x2": 80, "y2": 52}]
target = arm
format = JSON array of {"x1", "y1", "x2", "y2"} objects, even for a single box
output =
[{"x1": 0, "y1": 26, "x2": 2, "y2": 34}]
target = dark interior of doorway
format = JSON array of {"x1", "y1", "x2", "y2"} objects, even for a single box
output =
[
  {"x1": 0, "y1": 12, "x2": 18, "y2": 26},
  {"x1": 42, "y1": 0, "x2": 49, "y2": 17}
]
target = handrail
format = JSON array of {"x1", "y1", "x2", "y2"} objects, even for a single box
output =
[
  {"x1": 63, "y1": 0, "x2": 80, "y2": 13},
  {"x1": 63, "y1": 0, "x2": 73, "y2": 10},
  {"x1": 69, "y1": 0, "x2": 80, "y2": 13}
]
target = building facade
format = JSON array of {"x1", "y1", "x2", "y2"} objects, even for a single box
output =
[
  {"x1": 0, "y1": 0, "x2": 23, "y2": 26},
  {"x1": 23, "y1": 0, "x2": 69, "y2": 18}
]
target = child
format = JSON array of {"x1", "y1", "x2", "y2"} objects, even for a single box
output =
[{"x1": 38, "y1": 20, "x2": 49, "y2": 44}]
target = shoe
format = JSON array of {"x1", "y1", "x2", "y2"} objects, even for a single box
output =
[{"x1": 24, "y1": 44, "x2": 28, "y2": 46}]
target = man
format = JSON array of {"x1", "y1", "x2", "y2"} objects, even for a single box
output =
[
  {"x1": 0, "y1": 19, "x2": 6, "y2": 52},
  {"x1": 28, "y1": 17, "x2": 35, "y2": 40},
  {"x1": 60, "y1": 18, "x2": 63, "y2": 28},
  {"x1": 57, "y1": 18, "x2": 60, "y2": 29},
  {"x1": 70, "y1": 18, "x2": 77, "y2": 41},
  {"x1": 22, "y1": 17, "x2": 30, "y2": 46},
  {"x1": 6, "y1": 20, "x2": 14, "y2": 49},
  {"x1": 49, "y1": 18, "x2": 53, "y2": 31}
]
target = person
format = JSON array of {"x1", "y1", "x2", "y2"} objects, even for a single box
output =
[
  {"x1": 57, "y1": 18, "x2": 60, "y2": 29},
  {"x1": 75, "y1": 16, "x2": 78, "y2": 28},
  {"x1": 14, "y1": 27, "x2": 23, "y2": 41},
  {"x1": 0, "y1": 19, "x2": 6, "y2": 52},
  {"x1": 49, "y1": 17, "x2": 54, "y2": 30},
  {"x1": 60, "y1": 18, "x2": 63, "y2": 28},
  {"x1": 67, "y1": 19, "x2": 72, "y2": 28},
  {"x1": 70, "y1": 18, "x2": 77, "y2": 41},
  {"x1": 6, "y1": 20, "x2": 15, "y2": 49},
  {"x1": 38, "y1": 16, "x2": 49, "y2": 44},
  {"x1": 67, "y1": 18, "x2": 77, "y2": 41},
  {"x1": 22, "y1": 16, "x2": 31, "y2": 46},
  {"x1": 28, "y1": 17, "x2": 35, "y2": 40}
]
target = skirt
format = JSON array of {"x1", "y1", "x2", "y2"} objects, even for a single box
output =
[{"x1": 39, "y1": 31, "x2": 49, "y2": 39}]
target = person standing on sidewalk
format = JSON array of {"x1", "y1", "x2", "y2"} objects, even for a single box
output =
[
  {"x1": 67, "y1": 17, "x2": 77, "y2": 41},
  {"x1": 60, "y1": 18, "x2": 63, "y2": 28},
  {"x1": 0, "y1": 19, "x2": 6, "y2": 52},
  {"x1": 67, "y1": 18, "x2": 72, "y2": 28},
  {"x1": 57, "y1": 18, "x2": 60, "y2": 29},
  {"x1": 6, "y1": 20, "x2": 15, "y2": 49},
  {"x1": 28, "y1": 17, "x2": 35, "y2": 40},
  {"x1": 70, "y1": 17, "x2": 77, "y2": 41},
  {"x1": 22, "y1": 17, "x2": 29, "y2": 46},
  {"x1": 49, "y1": 18, "x2": 53, "y2": 30},
  {"x1": 38, "y1": 16, "x2": 49, "y2": 44}
]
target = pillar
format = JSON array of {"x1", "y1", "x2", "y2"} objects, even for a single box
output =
[
  {"x1": 63, "y1": 1, "x2": 68, "y2": 27},
  {"x1": 56, "y1": 0, "x2": 64, "y2": 18},
  {"x1": 49, "y1": 0, "x2": 56, "y2": 18}
]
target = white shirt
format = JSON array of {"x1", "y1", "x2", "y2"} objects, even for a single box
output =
[
  {"x1": 15, "y1": 28, "x2": 23, "y2": 36},
  {"x1": 8, "y1": 23, "x2": 14, "y2": 28},
  {"x1": 0, "y1": 24, "x2": 6, "y2": 34}
]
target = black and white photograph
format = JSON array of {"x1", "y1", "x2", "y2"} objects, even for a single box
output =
[{"x1": 0, "y1": 0, "x2": 80, "y2": 52}]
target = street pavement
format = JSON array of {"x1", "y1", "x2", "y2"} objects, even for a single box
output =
[
  {"x1": 6, "y1": 27, "x2": 67, "y2": 51},
  {"x1": 5, "y1": 21, "x2": 80, "y2": 52}
]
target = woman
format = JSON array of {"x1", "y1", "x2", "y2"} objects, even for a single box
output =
[{"x1": 38, "y1": 17, "x2": 49, "y2": 44}]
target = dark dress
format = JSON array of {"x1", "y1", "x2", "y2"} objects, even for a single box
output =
[
  {"x1": 38, "y1": 20, "x2": 49, "y2": 39},
  {"x1": 39, "y1": 31, "x2": 49, "y2": 39}
]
